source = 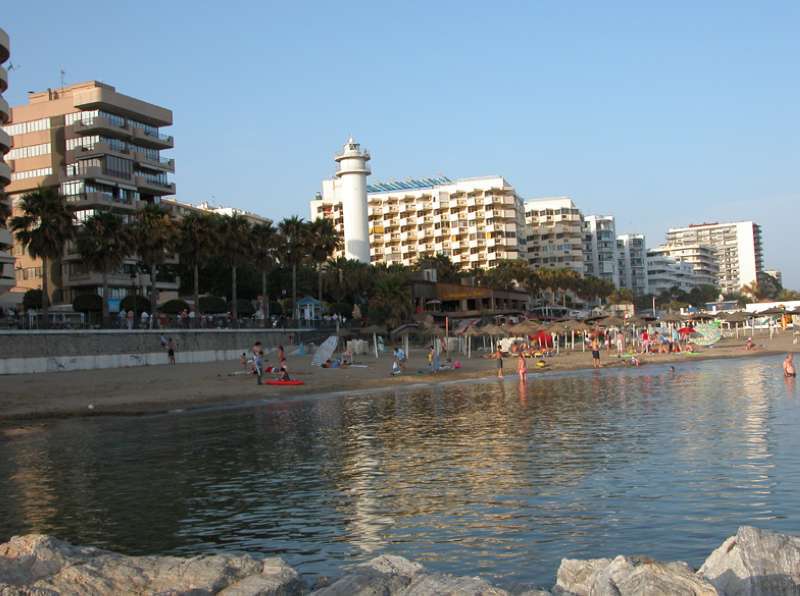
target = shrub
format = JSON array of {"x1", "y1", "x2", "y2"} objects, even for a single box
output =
[
  {"x1": 22, "y1": 289, "x2": 43, "y2": 311},
  {"x1": 161, "y1": 299, "x2": 190, "y2": 315},
  {"x1": 120, "y1": 295, "x2": 150, "y2": 314},
  {"x1": 199, "y1": 295, "x2": 227, "y2": 314},
  {"x1": 72, "y1": 294, "x2": 102, "y2": 313}
]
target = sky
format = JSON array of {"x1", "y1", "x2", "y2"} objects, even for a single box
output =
[{"x1": 4, "y1": 1, "x2": 799, "y2": 286}]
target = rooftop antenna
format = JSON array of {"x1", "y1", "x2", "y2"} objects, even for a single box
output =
[{"x1": 59, "y1": 68, "x2": 66, "y2": 90}]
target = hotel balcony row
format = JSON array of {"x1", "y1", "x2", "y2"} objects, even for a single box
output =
[
  {"x1": 67, "y1": 144, "x2": 175, "y2": 173},
  {"x1": 64, "y1": 166, "x2": 175, "y2": 195},
  {"x1": 72, "y1": 118, "x2": 174, "y2": 149}
]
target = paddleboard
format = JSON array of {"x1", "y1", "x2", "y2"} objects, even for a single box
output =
[{"x1": 266, "y1": 380, "x2": 305, "y2": 386}]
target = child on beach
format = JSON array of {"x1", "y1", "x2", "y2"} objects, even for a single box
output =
[
  {"x1": 494, "y1": 348, "x2": 504, "y2": 379},
  {"x1": 517, "y1": 352, "x2": 527, "y2": 383}
]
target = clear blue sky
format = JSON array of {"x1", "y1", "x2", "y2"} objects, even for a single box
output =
[{"x1": 4, "y1": 1, "x2": 799, "y2": 286}]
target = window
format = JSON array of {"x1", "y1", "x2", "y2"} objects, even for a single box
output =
[
  {"x1": 15, "y1": 267, "x2": 43, "y2": 281},
  {"x1": 6, "y1": 143, "x2": 51, "y2": 160},
  {"x1": 11, "y1": 167, "x2": 53, "y2": 181},
  {"x1": 3, "y1": 118, "x2": 51, "y2": 136}
]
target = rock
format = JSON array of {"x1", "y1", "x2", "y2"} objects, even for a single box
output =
[
  {"x1": 554, "y1": 555, "x2": 716, "y2": 595},
  {"x1": 699, "y1": 526, "x2": 800, "y2": 595},
  {"x1": 311, "y1": 554, "x2": 423, "y2": 595},
  {"x1": 0, "y1": 534, "x2": 304, "y2": 595},
  {"x1": 398, "y1": 573, "x2": 509, "y2": 595}
]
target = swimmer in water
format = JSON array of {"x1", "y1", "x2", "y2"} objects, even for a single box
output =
[{"x1": 783, "y1": 354, "x2": 796, "y2": 378}]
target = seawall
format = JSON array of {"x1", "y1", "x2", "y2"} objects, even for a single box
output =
[{"x1": 0, "y1": 328, "x2": 317, "y2": 375}]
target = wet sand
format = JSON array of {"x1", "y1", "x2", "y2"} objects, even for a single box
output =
[{"x1": 0, "y1": 332, "x2": 796, "y2": 421}]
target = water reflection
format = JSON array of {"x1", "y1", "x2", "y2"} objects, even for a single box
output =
[{"x1": 1, "y1": 355, "x2": 799, "y2": 587}]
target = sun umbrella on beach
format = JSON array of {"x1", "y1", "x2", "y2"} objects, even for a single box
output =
[
  {"x1": 678, "y1": 326, "x2": 697, "y2": 337},
  {"x1": 599, "y1": 316, "x2": 625, "y2": 328},
  {"x1": 463, "y1": 325, "x2": 483, "y2": 358},
  {"x1": 358, "y1": 325, "x2": 387, "y2": 359},
  {"x1": 659, "y1": 314, "x2": 683, "y2": 324}
]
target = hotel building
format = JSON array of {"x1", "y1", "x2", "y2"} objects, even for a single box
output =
[
  {"x1": 583, "y1": 215, "x2": 619, "y2": 287},
  {"x1": 524, "y1": 197, "x2": 584, "y2": 275},
  {"x1": 647, "y1": 244, "x2": 718, "y2": 289},
  {"x1": 312, "y1": 172, "x2": 527, "y2": 271},
  {"x1": 3, "y1": 81, "x2": 176, "y2": 305},
  {"x1": 616, "y1": 233, "x2": 648, "y2": 295},
  {"x1": 647, "y1": 252, "x2": 704, "y2": 295},
  {"x1": 664, "y1": 221, "x2": 763, "y2": 294}
]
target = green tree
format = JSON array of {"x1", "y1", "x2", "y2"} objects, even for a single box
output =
[
  {"x1": 277, "y1": 216, "x2": 310, "y2": 320},
  {"x1": 10, "y1": 186, "x2": 76, "y2": 327},
  {"x1": 23, "y1": 289, "x2": 43, "y2": 311},
  {"x1": 609, "y1": 288, "x2": 635, "y2": 304},
  {"x1": 131, "y1": 203, "x2": 176, "y2": 320},
  {"x1": 308, "y1": 218, "x2": 342, "y2": 305},
  {"x1": 0, "y1": 192, "x2": 11, "y2": 252},
  {"x1": 219, "y1": 214, "x2": 253, "y2": 322},
  {"x1": 367, "y1": 271, "x2": 412, "y2": 329},
  {"x1": 75, "y1": 211, "x2": 132, "y2": 325},
  {"x1": 414, "y1": 254, "x2": 462, "y2": 283},
  {"x1": 481, "y1": 259, "x2": 531, "y2": 291},
  {"x1": 251, "y1": 220, "x2": 278, "y2": 325},
  {"x1": 176, "y1": 212, "x2": 220, "y2": 319}
]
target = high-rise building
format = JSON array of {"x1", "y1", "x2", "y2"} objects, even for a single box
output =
[
  {"x1": 617, "y1": 233, "x2": 648, "y2": 295},
  {"x1": 647, "y1": 251, "x2": 704, "y2": 295},
  {"x1": 0, "y1": 28, "x2": 13, "y2": 301},
  {"x1": 664, "y1": 221, "x2": 763, "y2": 294},
  {"x1": 583, "y1": 215, "x2": 619, "y2": 287},
  {"x1": 311, "y1": 166, "x2": 527, "y2": 270},
  {"x1": 647, "y1": 244, "x2": 718, "y2": 289},
  {"x1": 3, "y1": 81, "x2": 176, "y2": 305},
  {"x1": 524, "y1": 197, "x2": 584, "y2": 275}
]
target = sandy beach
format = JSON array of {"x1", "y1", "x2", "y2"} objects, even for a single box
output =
[{"x1": 0, "y1": 332, "x2": 796, "y2": 421}]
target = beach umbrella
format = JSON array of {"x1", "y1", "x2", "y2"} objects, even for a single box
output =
[
  {"x1": 678, "y1": 326, "x2": 697, "y2": 337},
  {"x1": 463, "y1": 325, "x2": 482, "y2": 359},
  {"x1": 599, "y1": 316, "x2": 625, "y2": 328},
  {"x1": 659, "y1": 314, "x2": 683, "y2": 324},
  {"x1": 758, "y1": 307, "x2": 785, "y2": 316},
  {"x1": 480, "y1": 323, "x2": 506, "y2": 352}
]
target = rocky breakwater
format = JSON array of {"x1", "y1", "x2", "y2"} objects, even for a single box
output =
[{"x1": 1, "y1": 526, "x2": 800, "y2": 595}]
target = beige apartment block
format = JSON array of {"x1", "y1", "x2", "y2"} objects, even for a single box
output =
[
  {"x1": 524, "y1": 197, "x2": 584, "y2": 275},
  {"x1": 311, "y1": 175, "x2": 527, "y2": 270},
  {"x1": 2, "y1": 80, "x2": 175, "y2": 306},
  {"x1": 0, "y1": 27, "x2": 13, "y2": 301},
  {"x1": 647, "y1": 244, "x2": 718, "y2": 289}
]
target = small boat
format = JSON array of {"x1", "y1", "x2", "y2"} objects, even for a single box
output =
[{"x1": 265, "y1": 379, "x2": 305, "y2": 386}]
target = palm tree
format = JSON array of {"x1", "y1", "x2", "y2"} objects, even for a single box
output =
[
  {"x1": 308, "y1": 218, "x2": 341, "y2": 305},
  {"x1": 10, "y1": 186, "x2": 76, "y2": 327},
  {"x1": 278, "y1": 216, "x2": 309, "y2": 321},
  {"x1": 131, "y1": 203, "x2": 176, "y2": 320},
  {"x1": 75, "y1": 211, "x2": 132, "y2": 326},
  {"x1": 0, "y1": 192, "x2": 11, "y2": 251},
  {"x1": 219, "y1": 214, "x2": 252, "y2": 322},
  {"x1": 367, "y1": 271, "x2": 412, "y2": 329},
  {"x1": 176, "y1": 212, "x2": 220, "y2": 319},
  {"x1": 250, "y1": 220, "x2": 278, "y2": 326}
]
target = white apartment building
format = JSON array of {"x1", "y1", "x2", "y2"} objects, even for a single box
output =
[
  {"x1": 524, "y1": 197, "x2": 584, "y2": 275},
  {"x1": 647, "y1": 244, "x2": 718, "y2": 288},
  {"x1": 617, "y1": 234, "x2": 648, "y2": 295},
  {"x1": 647, "y1": 252, "x2": 702, "y2": 295},
  {"x1": 0, "y1": 28, "x2": 12, "y2": 301},
  {"x1": 584, "y1": 215, "x2": 619, "y2": 287},
  {"x1": 311, "y1": 175, "x2": 527, "y2": 270},
  {"x1": 665, "y1": 221, "x2": 763, "y2": 294}
]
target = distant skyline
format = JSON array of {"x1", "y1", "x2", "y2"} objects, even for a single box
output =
[{"x1": 3, "y1": 1, "x2": 798, "y2": 286}]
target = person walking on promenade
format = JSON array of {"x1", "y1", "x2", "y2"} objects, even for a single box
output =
[
  {"x1": 591, "y1": 335, "x2": 601, "y2": 369},
  {"x1": 277, "y1": 344, "x2": 287, "y2": 371},
  {"x1": 126, "y1": 309, "x2": 134, "y2": 330},
  {"x1": 167, "y1": 337, "x2": 177, "y2": 365},
  {"x1": 641, "y1": 329, "x2": 650, "y2": 354},
  {"x1": 517, "y1": 352, "x2": 527, "y2": 383}
]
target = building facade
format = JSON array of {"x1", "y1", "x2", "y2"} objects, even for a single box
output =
[
  {"x1": 0, "y1": 28, "x2": 13, "y2": 301},
  {"x1": 647, "y1": 244, "x2": 718, "y2": 289},
  {"x1": 583, "y1": 215, "x2": 619, "y2": 287},
  {"x1": 646, "y1": 252, "x2": 702, "y2": 295},
  {"x1": 617, "y1": 233, "x2": 648, "y2": 295},
  {"x1": 665, "y1": 221, "x2": 763, "y2": 294},
  {"x1": 312, "y1": 172, "x2": 527, "y2": 271},
  {"x1": 524, "y1": 197, "x2": 584, "y2": 275},
  {"x1": 3, "y1": 81, "x2": 176, "y2": 306}
]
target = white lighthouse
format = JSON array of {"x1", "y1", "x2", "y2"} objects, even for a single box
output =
[{"x1": 334, "y1": 137, "x2": 371, "y2": 263}]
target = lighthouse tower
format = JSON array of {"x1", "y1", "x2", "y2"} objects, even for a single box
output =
[{"x1": 335, "y1": 137, "x2": 371, "y2": 263}]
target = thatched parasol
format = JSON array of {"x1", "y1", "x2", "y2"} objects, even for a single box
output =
[
  {"x1": 659, "y1": 314, "x2": 684, "y2": 324},
  {"x1": 480, "y1": 323, "x2": 507, "y2": 336},
  {"x1": 357, "y1": 325, "x2": 387, "y2": 358},
  {"x1": 598, "y1": 316, "x2": 625, "y2": 327}
]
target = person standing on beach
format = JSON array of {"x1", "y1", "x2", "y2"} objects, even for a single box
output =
[
  {"x1": 167, "y1": 338, "x2": 177, "y2": 365},
  {"x1": 517, "y1": 352, "x2": 527, "y2": 383},
  {"x1": 494, "y1": 347, "x2": 504, "y2": 379},
  {"x1": 253, "y1": 341, "x2": 264, "y2": 384},
  {"x1": 784, "y1": 354, "x2": 796, "y2": 378},
  {"x1": 278, "y1": 344, "x2": 287, "y2": 371},
  {"x1": 591, "y1": 335, "x2": 601, "y2": 369},
  {"x1": 616, "y1": 330, "x2": 625, "y2": 357}
]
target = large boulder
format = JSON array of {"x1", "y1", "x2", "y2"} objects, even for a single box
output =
[
  {"x1": 311, "y1": 554, "x2": 424, "y2": 595},
  {"x1": 699, "y1": 526, "x2": 800, "y2": 595},
  {"x1": 554, "y1": 555, "x2": 716, "y2": 595},
  {"x1": 398, "y1": 572, "x2": 509, "y2": 595},
  {"x1": 0, "y1": 534, "x2": 304, "y2": 595}
]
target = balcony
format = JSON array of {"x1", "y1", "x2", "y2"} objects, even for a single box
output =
[
  {"x1": 0, "y1": 161, "x2": 9, "y2": 185},
  {"x1": 134, "y1": 174, "x2": 175, "y2": 195},
  {"x1": 133, "y1": 151, "x2": 175, "y2": 173},
  {"x1": 65, "y1": 192, "x2": 138, "y2": 210},
  {"x1": 72, "y1": 116, "x2": 131, "y2": 140},
  {"x1": 0, "y1": 96, "x2": 8, "y2": 123},
  {"x1": 0, "y1": 65, "x2": 7, "y2": 94},
  {"x1": 131, "y1": 127, "x2": 174, "y2": 149},
  {"x1": 0, "y1": 128, "x2": 9, "y2": 153}
]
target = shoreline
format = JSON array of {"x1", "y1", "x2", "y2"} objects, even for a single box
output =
[{"x1": 1, "y1": 334, "x2": 795, "y2": 423}]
